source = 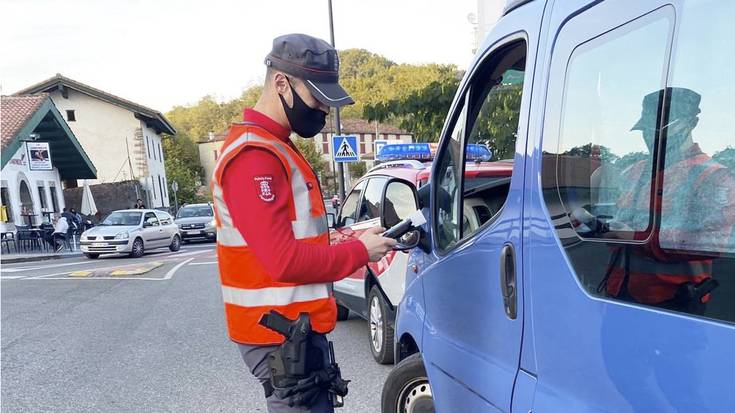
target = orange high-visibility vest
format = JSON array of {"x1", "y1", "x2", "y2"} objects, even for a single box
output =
[{"x1": 211, "y1": 122, "x2": 335, "y2": 345}]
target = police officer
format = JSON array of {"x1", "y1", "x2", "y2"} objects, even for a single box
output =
[
  {"x1": 211, "y1": 34, "x2": 396, "y2": 412},
  {"x1": 603, "y1": 87, "x2": 735, "y2": 314}
]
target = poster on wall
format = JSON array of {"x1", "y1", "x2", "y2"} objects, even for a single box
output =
[{"x1": 26, "y1": 142, "x2": 52, "y2": 171}]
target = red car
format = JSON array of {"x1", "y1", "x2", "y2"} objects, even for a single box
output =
[{"x1": 328, "y1": 159, "x2": 513, "y2": 364}]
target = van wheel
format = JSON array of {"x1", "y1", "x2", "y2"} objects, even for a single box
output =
[
  {"x1": 84, "y1": 253, "x2": 99, "y2": 259},
  {"x1": 130, "y1": 238, "x2": 144, "y2": 258},
  {"x1": 382, "y1": 353, "x2": 434, "y2": 413},
  {"x1": 169, "y1": 235, "x2": 181, "y2": 252},
  {"x1": 336, "y1": 303, "x2": 350, "y2": 321},
  {"x1": 368, "y1": 286, "x2": 394, "y2": 364}
]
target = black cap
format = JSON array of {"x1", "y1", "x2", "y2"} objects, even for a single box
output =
[
  {"x1": 632, "y1": 87, "x2": 701, "y2": 131},
  {"x1": 265, "y1": 33, "x2": 354, "y2": 108}
]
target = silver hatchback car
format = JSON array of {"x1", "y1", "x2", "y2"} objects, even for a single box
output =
[{"x1": 80, "y1": 209, "x2": 181, "y2": 259}]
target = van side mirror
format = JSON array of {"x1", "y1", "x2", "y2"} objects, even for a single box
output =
[
  {"x1": 380, "y1": 179, "x2": 419, "y2": 230},
  {"x1": 326, "y1": 213, "x2": 336, "y2": 229}
]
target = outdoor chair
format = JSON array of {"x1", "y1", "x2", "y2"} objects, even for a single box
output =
[
  {"x1": 1, "y1": 231, "x2": 16, "y2": 254},
  {"x1": 15, "y1": 225, "x2": 43, "y2": 252}
]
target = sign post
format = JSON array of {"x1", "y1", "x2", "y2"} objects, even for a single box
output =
[{"x1": 171, "y1": 180, "x2": 179, "y2": 215}]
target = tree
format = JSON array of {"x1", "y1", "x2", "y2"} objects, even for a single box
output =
[
  {"x1": 162, "y1": 134, "x2": 207, "y2": 204},
  {"x1": 349, "y1": 162, "x2": 367, "y2": 179},
  {"x1": 292, "y1": 136, "x2": 327, "y2": 179},
  {"x1": 365, "y1": 74, "x2": 461, "y2": 142}
]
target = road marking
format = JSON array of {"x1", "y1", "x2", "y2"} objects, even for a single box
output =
[
  {"x1": 1, "y1": 276, "x2": 25, "y2": 280},
  {"x1": 188, "y1": 261, "x2": 217, "y2": 266},
  {"x1": 163, "y1": 258, "x2": 195, "y2": 280}
]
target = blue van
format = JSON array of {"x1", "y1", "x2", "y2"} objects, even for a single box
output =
[{"x1": 381, "y1": 0, "x2": 735, "y2": 412}]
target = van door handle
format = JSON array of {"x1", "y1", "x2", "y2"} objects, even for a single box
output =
[{"x1": 500, "y1": 243, "x2": 517, "y2": 320}]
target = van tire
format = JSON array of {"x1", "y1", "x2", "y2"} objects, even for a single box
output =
[
  {"x1": 336, "y1": 303, "x2": 350, "y2": 321},
  {"x1": 368, "y1": 286, "x2": 394, "y2": 364},
  {"x1": 84, "y1": 253, "x2": 99, "y2": 259},
  {"x1": 381, "y1": 353, "x2": 434, "y2": 413}
]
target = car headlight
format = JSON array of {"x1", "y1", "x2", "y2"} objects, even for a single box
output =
[
  {"x1": 206, "y1": 219, "x2": 216, "y2": 228},
  {"x1": 114, "y1": 231, "x2": 129, "y2": 240}
]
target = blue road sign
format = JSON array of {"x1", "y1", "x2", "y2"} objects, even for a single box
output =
[{"x1": 332, "y1": 135, "x2": 359, "y2": 162}]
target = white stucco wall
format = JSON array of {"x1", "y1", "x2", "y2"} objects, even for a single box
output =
[
  {"x1": 141, "y1": 122, "x2": 169, "y2": 208},
  {"x1": 1, "y1": 144, "x2": 64, "y2": 225},
  {"x1": 47, "y1": 89, "x2": 171, "y2": 208}
]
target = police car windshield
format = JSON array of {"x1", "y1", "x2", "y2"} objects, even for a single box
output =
[
  {"x1": 177, "y1": 206, "x2": 213, "y2": 218},
  {"x1": 101, "y1": 211, "x2": 142, "y2": 226}
]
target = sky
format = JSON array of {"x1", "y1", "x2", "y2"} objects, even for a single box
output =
[{"x1": 1, "y1": 0, "x2": 478, "y2": 112}]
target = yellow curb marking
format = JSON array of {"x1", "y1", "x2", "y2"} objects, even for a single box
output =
[
  {"x1": 69, "y1": 271, "x2": 93, "y2": 277},
  {"x1": 109, "y1": 261, "x2": 164, "y2": 276}
]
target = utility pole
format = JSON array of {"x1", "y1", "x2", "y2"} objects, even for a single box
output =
[{"x1": 328, "y1": 0, "x2": 346, "y2": 201}]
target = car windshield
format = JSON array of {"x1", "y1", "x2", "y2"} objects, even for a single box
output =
[
  {"x1": 177, "y1": 206, "x2": 213, "y2": 218},
  {"x1": 101, "y1": 211, "x2": 142, "y2": 226}
]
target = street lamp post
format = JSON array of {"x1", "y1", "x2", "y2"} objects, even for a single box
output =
[{"x1": 328, "y1": 0, "x2": 346, "y2": 201}]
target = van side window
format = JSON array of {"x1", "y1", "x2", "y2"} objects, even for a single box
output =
[
  {"x1": 357, "y1": 177, "x2": 388, "y2": 222},
  {"x1": 542, "y1": 3, "x2": 735, "y2": 324},
  {"x1": 338, "y1": 180, "x2": 366, "y2": 227},
  {"x1": 434, "y1": 40, "x2": 526, "y2": 252}
]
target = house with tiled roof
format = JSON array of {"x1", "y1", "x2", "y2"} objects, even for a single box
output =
[
  {"x1": 14, "y1": 74, "x2": 175, "y2": 208},
  {"x1": 1, "y1": 94, "x2": 95, "y2": 225}
]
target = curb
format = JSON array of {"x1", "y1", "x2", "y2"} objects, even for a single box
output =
[{"x1": 1, "y1": 252, "x2": 84, "y2": 264}]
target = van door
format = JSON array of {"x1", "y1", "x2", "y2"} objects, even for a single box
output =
[
  {"x1": 420, "y1": 2, "x2": 542, "y2": 410},
  {"x1": 532, "y1": 0, "x2": 735, "y2": 410}
]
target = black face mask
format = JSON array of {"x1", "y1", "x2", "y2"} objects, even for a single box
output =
[{"x1": 279, "y1": 79, "x2": 326, "y2": 138}]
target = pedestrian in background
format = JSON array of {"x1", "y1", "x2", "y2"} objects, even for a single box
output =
[
  {"x1": 133, "y1": 199, "x2": 146, "y2": 209},
  {"x1": 211, "y1": 33, "x2": 396, "y2": 412}
]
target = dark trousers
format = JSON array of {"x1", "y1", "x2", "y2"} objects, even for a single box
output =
[
  {"x1": 238, "y1": 334, "x2": 335, "y2": 413},
  {"x1": 44, "y1": 232, "x2": 66, "y2": 249}
]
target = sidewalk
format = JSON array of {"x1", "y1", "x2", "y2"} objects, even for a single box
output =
[{"x1": 1, "y1": 250, "x2": 83, "y2": 264}]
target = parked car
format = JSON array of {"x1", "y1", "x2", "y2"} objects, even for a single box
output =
[
  {"x1": 384, "y1": 1, "x2": 735, "y2": 412},
  {"x1": 328, "y1": 158, "x2": 511, "y2": 364},
  {"x1": 175, "y1": 203, "x2": 216, "y2": 243},
  {"x1": 80, "y1": 209, "x2": 181, "y2": 259}
]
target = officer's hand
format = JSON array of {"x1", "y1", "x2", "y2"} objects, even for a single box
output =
[{"x1": 359, "y1": 227, "x2": 397, "y2": 262}]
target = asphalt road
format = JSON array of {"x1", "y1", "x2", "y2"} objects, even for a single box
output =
[{"x1": 1, "y1": 242, "x2": 391, "y2": 412}]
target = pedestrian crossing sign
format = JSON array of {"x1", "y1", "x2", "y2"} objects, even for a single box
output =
[{"x1": 332, "y1": 135, "x2": 359, "y2": 162}]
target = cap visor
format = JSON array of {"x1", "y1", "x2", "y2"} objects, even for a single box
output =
[{"x1": 305, "y1": 79, "x2": 355, "y2": 108}]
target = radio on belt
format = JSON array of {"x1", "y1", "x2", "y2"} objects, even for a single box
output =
[{"x1": 382, "y1": 210, "x2": 427, "y2": 240}]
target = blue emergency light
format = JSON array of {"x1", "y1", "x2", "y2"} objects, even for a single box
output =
[
  {"x1": 466, "y1": 144, "x2": 493, "y2": 161},
  {"x1": 376, "y1": 143, "x2": 432, "y2": 162}
]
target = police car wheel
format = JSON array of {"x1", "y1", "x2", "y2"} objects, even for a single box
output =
[
  {"x1": 368, "y1": 286, "x2": 394, "y2": 364},
  {"x1": 336, "y1": 303, "x2": 350, "y2": 321},
  {"x1": 381, "y1": 353, "x2": 434, "y2": 413}
]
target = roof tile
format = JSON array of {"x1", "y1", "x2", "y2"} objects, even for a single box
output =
[{"x1": 1, "y1": 94, "x2": 48, "y2": 151}]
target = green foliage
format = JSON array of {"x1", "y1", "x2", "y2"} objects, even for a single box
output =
[
  {"x1": 292, "y1": 136, "x2": 327, "y2": 177},
  {"x1": 470, "y1": 84, "x2": 524, "y2": 160},
  {"x1": 162, "y1": 135, "x2": 206, "y2": 204},
  {"x1": 364, "y1": 74, "x2": 460, "y2": 143},
  {"x1": 348, "y1": 162, "x2": 367, "y2": 179}
]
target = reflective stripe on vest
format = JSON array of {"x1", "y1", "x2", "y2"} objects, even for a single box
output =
[
  {"x1": 211, "y1": 123, "x2": 334, "y2": 345},
  {"x1": 222, "y1": 283, "x2": 330, "y2": 308}
]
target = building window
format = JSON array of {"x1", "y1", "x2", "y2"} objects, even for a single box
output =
[
  {"x1": 158, "y1": 142, "x2": 163, "y2": 162},
  {"x1": 359, "y1": 135, "x2": 366, "y2": 154},
  {"x1": 1, "y1": 187, "x2": 13, "y2": 222},
  {"x1": 49, "y1": 186, "x2": 59, "y2": 212},
  {"x1": 146, "y1": 137, "x2": 152, "y2": 159},
  {"x1": 151, "y1": 177, "x2": 156, "y2": 200},
  {"x1": 37, "y1": 185, "x2": 47, "y2": 210},
  {"x1": 214, "y1": 149, "x2": 219, "y2": 160},
  {"x1": 66, "y1": 110, "x2": 76, "y2": 122},
  {"x1": 158, "y1": 175, "x2": 164, "y2": 203}
]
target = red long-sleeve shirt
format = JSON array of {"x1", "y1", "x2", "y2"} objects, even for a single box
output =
[{"x1": 220, "y1": 109, "x2": 368, "y2": 284}]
